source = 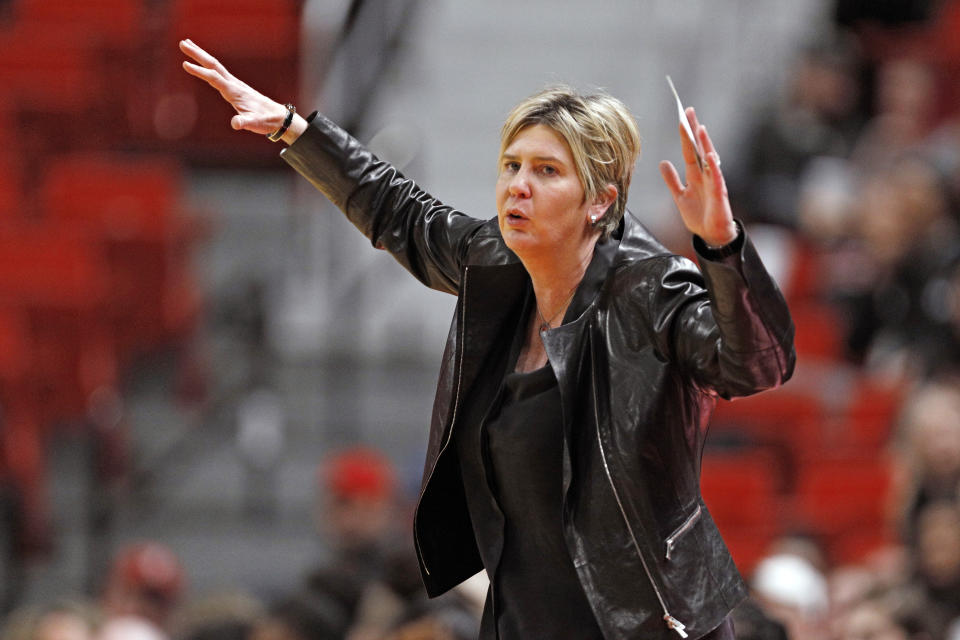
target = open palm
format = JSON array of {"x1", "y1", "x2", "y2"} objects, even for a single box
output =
[
  {"x1": 179, "y1": 39, "x2": 288, "y2": 134},
  {"x1": 658, "y1": 106, "x2": 737, "y2": 248}
]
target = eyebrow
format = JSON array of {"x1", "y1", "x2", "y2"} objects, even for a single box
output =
[{"x1": 501, "y1": 153, "x2": 565, "y2": 163}]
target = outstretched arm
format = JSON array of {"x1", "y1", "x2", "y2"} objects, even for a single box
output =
[
  {"x1": 179, "y1": 39, "x2": 308, "y2": 145},
  {"x1": 179, "y1": 39, "x2": 484, "y2": 294}
]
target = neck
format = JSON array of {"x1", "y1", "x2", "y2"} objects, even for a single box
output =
[{"x1": 523, "y1": 235, "x2": 599, "y2": 328}]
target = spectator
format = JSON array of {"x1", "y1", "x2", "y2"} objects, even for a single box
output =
[
  {"x1": 169, "y1": 591, "x2": 262, "y2": 640},
  {"x1": 96, "y1": 617, "x2": 168, "y2": 640},
  {"x1": 248, "y1": 593, "x2": 347, "y2": 640},
  {"x1": 101, "y1": 543, "x2": 185, "y2": 632},
  {"x1": 911, "y1": 502, "x2": 960, "y2": 626},
  {"x1": 33, "y1": 602, "x2": 100, "y2": 640},
  {"x1": 313, "y1": 447, "x2": 401, "y2": 587},
  {"x1": 835, "y1": 599, "x2": 909, "y2": 640},
  {"x1": 852, "y1": 58, "x2": 940, "y2": 171},
  {"x1": 731, "y1": 36, "x2": 862, "y2": 228},
  {"x1": 751, "y1": 552, "x2": 830, "y2": 640},
  {"x1": 0, "y1": 602, "x2": 100, "y2": 640},
  {"x1": 843, "y1": 156, "x2": 960, "y2": 374},
  {"x1": 890, "y1": 382, "x2": 960, "y2": 540}
]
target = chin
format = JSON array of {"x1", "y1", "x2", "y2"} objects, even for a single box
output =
[{"x1": 502, "y1": 232, "x2": 542, "y2": 256}]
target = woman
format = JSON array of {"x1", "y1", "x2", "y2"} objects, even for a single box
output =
[{"x1": 181, "y1": 39, "x2": 795, "y2": 640}]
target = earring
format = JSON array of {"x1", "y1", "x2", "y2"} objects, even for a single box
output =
[{"x1": 590, "y1": 215, "x2": 598, "y2": 223}]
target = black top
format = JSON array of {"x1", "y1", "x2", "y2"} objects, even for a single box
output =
[{"x1": 454, "y1": 306, "x2": 603, "y2": 640}]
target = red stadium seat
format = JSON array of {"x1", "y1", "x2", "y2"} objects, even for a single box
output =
[
  {"x1": 0, "y1": 150, "x2": 24, "y2": 221},
  {"x1": 790, "y1": 302, "x2": 844, "y2": 362},
  {"x1": 170, "y1": 0, "x2": 300, "y2": 57},
  {"x1": 14, "y1": 0, "x2": 145, "y2": 50},
  {"x1": 842, "y1": 378, "x2": 903, "y2": 452},
  {"x1": 0, "y1": 26, "x2": 102, "y2": 110},
  {"x1": 794, "y1": 456, "x2": 894, "y2": 564},
  {"x1": 159, "y1": 0, "x2": 302, "y2": 164},
  {"x1": 40, "y1": 153, "x2": 201, "y2": 357},
  {"x1": 711, "y1": 388, "x2": 826, "y2": 462},
  {"x1": 701, "y1": 450, "x2": 783, "y2": 574},
  {"x1": 41, "y1": 153, "x2": 183, "y2": 237},
  {"x1": 0, "y1": 25, "x2": 122, "y2": 153},
  {"x1": 0, "y1": 308, "x2": 50, "y2": 553},
  {"x1": 0, "y1": 227, "x2": 116, "y2": 423},
  {"x1": 701, "y1": 450, "x2": 781, "y2": 528}
]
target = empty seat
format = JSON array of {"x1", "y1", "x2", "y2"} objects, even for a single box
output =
[
  {"x1": 161, "y1": 0, "x2": 301, "y2": 164},
  {"x1": 790, "y1": 302, "x2": 844, "y2": 362},
  {"x1": 701, "y1": 450, "x2": 782, "y2": 575},
  {"x1": 40, "y1": 153, "x2": 200, "y2": 357},
  {"x1": 170, "y1": 0, "x2": 300, "y2": 57},
  {"x1": 711, "y1": 387, "x2": 826, "y2": 461},
  {"x1": 701, "y1": 450, "x2": 781, "y2": 528},
  {"x1": 0, "y1": 26, "x2": 102, "y2": 110},
  {"x1": 41, "y1": 153, "x2": 182, "y2": 237},
  {"x1": 794, "y1": 456, "x2": 894, "y2": 563},
  {"x1": 0, "y1": 227, "x2": 116, "y2": 423},
  {"x1": 842, "y1": 377, "x2": 903, "y2": 452},
  {"x1": 14, "y1": 0, "x2": 145, "y2": 50},
  {"x1": 0, "y1": 150, "x2": 24, "y2": 221}
]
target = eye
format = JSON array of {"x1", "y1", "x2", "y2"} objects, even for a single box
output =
[
  {"x1": 538, "y1": 165, "x2": 558, "y2": 176},
  {"x1": 502, "y1": 160, "x2": 520, "y2": 173}
]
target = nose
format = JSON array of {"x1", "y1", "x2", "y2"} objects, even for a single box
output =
[{"x1": 508, "y1": 170, "x2": 531, "y2": 199}]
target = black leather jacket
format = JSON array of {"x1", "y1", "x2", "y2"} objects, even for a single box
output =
[{"x1": 282, "y1": 112, "x2": 796, "y2": 640}]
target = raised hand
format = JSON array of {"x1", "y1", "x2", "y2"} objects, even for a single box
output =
[
  {"x1": 179, "y1": 39, "x2": 306, "y2": 142},
  {"x1": 658, "y1": 107, "x2": 737, "y2": 247}
]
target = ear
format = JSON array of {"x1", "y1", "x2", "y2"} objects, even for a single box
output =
[{"x1": 587, "y1": 184, "x2": 618, "y2": 224}]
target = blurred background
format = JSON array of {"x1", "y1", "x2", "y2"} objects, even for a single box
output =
[{"x1": 0, "y1": 0, "x2": 960, "y2": 638}]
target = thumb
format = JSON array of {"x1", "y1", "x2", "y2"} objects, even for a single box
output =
[{"x1": 231, "y1": 114, "x2": 246, "y2": 130}]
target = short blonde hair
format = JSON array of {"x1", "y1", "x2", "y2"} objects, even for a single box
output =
[{"x1": 499, "y1": 86, "x2": 641, "y2": 239}]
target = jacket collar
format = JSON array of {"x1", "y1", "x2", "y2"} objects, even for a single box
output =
[{"x1": 466, "y1": 209, "x2": 665, "y2": 330}]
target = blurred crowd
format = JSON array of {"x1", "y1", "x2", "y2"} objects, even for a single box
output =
[
  {"x1": 719, "y1": 1, "x2": 960, "y2": 639},
  {"x1": 4, "y1": 0, "x2": 960, "y2": 639},
  {"x1": 0, "y1": 448, "x2": 484, "y2": 640}
]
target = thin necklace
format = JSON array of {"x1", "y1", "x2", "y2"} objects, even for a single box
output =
[{"x1": 535, "y1": 283, "x2": 579, "y2": 333}]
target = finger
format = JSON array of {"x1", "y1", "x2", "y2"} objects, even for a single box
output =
[
  {"x1": 180, "y1": 39, "x2": 228, "y2": 74},
  {"x1": 231, "y1": 114, "x2": 266, "y2": 131},
  {"x1": 698, "y1": 123, "x2": 717, "y2": 157},
  {"x1": 678, "y1": 122, "x2": 700, "y2": 170},
  {"x1": 686, "y1": 106, "x2": 700, "y2": 133},
  {"x1": 182, "y1": 61, "x2": 228, "y2": 91},
  {"x1": 706, "y1": 151, "x2": 727, "y2": 196},
  {"x1": 231, "y1": 113, "x2": 280, "y2": 135},
  {"x1": 659, "y1": 160, "x2": 685, "y2": 199},
  {"x1": 687, "y1": 106, "x2": 720, "y2": 158}
]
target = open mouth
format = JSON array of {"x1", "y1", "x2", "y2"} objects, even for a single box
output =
[{"x1": 505, "y1": 208, "x2": 527, "y2": 222}]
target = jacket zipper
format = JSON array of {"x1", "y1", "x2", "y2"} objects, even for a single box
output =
[
  {"x1": 665, "y1": 505, "x2": 702, "y2": 561},
  {"x1": 414, "y1": 267, "x2": 470, "y2": 577},
  {"x1": 591, "y1": 365, "x2": 689, "y2": 639}
]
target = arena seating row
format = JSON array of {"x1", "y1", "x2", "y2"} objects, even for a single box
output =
[
  {"x1": 0, "y1": 0, "x2": 302, "y2": 554},
  {"x1": 0, "y1": 0, "x2": 302, "y2": 164},
  {"x1": 700, "y1": 232, "x2": 903, "y2": 575},
  {"x1": 701, "y1": 448, "x2": 895, "y2": 574}
]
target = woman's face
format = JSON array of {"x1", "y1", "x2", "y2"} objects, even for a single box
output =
[{"x1": 496, "y1": 124, "x2": 608, "y2": 259}]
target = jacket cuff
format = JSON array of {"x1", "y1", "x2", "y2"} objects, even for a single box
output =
[
  {"x1": 278, "y1": 110, "x2": 364, "y2": 210},
  {"x1": 692, "y1": 220, "x2": 744, "y2": 264},
  {"x1": 696, "y1": 224, "x2": 794, "y2": 359}
]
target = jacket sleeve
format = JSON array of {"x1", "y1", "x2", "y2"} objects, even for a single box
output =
[
  {"x1": 280, "y1": 111, "x2": 485, "y2": 295},
  {"x1": 642, "y1": 226, "x2": 796, "y2": 399}
]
